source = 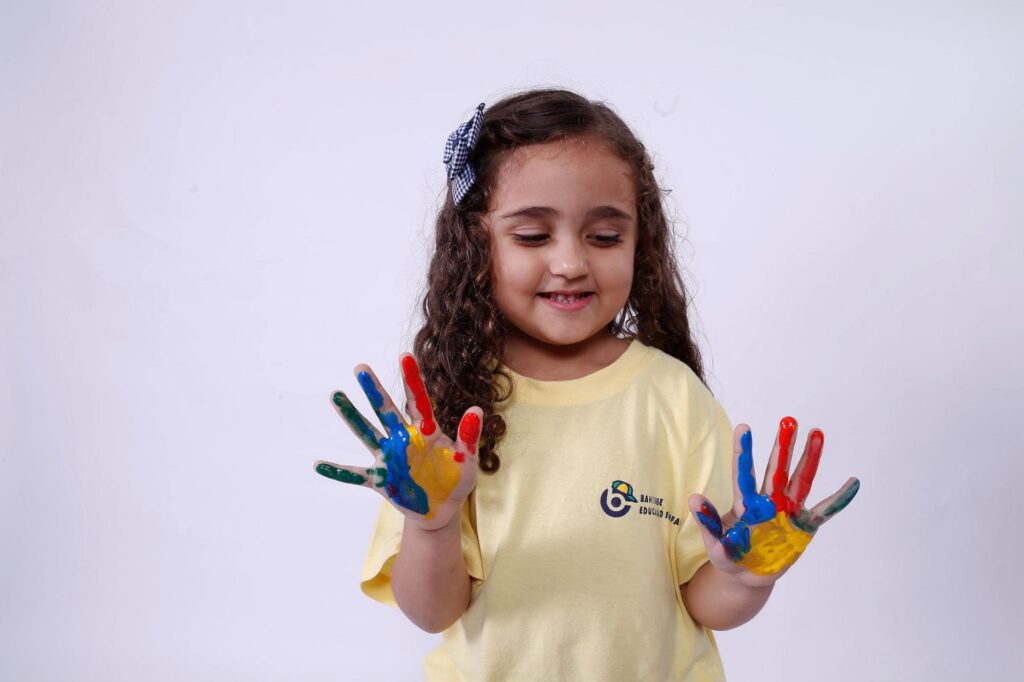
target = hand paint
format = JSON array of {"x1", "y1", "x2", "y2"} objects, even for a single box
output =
[
  {"x1": 401, "y1": 355, "x2": 436, "y2": 436},
  {"x1": 350, "y1": 370, "x2": 461, "y2": 519},
  {"x1": 315, "y1": 356, "x2": 480, "y2": 530},
  {"x1": 695, "y1": 418, "x2": 859, "y2": 576},
  {"x1": 316, "y1": 462, "x2": 387, "y2": 488},
  {"x1": 457, "y1": 412, "x2": 481, "y2": 462}
]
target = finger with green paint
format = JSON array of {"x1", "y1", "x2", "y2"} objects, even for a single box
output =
[{"x1": 314, "y1": 353, "x2": 483, "y2": 532}]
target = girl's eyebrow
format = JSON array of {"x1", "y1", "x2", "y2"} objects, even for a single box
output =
[{"x1": 499, "y1": 205, "x2": 633, "y2": 222}]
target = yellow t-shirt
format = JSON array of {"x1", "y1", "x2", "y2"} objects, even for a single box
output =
[{"x1": 361, "y1": 339, "x2": 735, "y2": 681}]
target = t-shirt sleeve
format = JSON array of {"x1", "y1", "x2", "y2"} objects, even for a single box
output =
[
  {"x1": 674, "y1": 399, "x2": 735, "y2": 585},
  {"x1": 360, "y1": 494, "x2": 485, "y2": 607}
]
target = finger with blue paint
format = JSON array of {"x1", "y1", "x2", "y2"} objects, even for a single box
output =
[
  {"x1": 314, "y1": 355, "x2": 484, "y2": 532},
  {"x1": 735, "y1": 428, "x2": 777, "y2": 525},
  {"x1": 354, "y1": 363, "x2": 408, "y2": 438},
  {"x1": 692, "y1": 424, "x2": 769, "y2": 561},
  {"x1": 350, "y1": 363, "x2": 432, "y2": 516},
  {"x1": 688, "y1": 417, "x2": 860, "y2": 587},
  {"x1": 694, "y1": 496, "x2": 750, "y2": 561}
]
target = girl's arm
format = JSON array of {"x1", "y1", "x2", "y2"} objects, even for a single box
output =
[
  {"x1": 391, "y1": 510, "x2": 472, "y2": 633},
  {"x1": 681, "y1": 562, "x2": 773, "y2": 630},
  {"x1": 313, "y1": 354, "x2": 483, "y2": 632}
]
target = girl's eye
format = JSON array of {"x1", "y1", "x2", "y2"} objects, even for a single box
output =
[
  {"x1": 511, "y1": 234, "x2": 548, "y2": 244},
  {"x1": 510, "y1": 233, "x2": 624, "y2": 246}
]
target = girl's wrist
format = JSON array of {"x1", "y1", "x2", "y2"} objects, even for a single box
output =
[
  {"x1": 409, "y1": 507, "x2": 463, "y2": 535},
  {"x1": 712, "y1": 561, "x2": 780, "y2": 593}
]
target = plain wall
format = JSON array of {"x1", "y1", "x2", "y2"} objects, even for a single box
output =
[{"x1": 2, "y1": 1, "x2": 1021, "y2": 680}]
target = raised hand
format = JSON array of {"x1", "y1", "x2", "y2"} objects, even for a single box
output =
[
  {"x1": 314, "y1": 353, "x2": 483, "y2": 531},
  {"x1": 688, "y1": 417, "x2": 860, "y2": 587}
]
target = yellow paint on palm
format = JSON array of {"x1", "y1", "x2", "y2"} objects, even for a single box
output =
[
  {"x1": 404, "y1": 426, "x2": 462, "y2": 519},
  {"x1": 739, "y1": 512, "x2": 814, "y2": 575}
]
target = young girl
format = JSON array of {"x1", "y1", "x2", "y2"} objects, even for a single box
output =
[{"x1": 314, "y1": 89, "x2": 860, "y2": 681}]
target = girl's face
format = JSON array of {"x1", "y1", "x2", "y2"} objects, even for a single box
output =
[{"x1": 484, "y1": 137, "x2": 637, "y2": 355}]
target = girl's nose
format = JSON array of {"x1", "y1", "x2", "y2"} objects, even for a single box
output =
[{"x1": 549, "y1": 241, "x2": 589, "y2": 280}]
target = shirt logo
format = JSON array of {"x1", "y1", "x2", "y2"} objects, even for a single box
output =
[
  {"x1": 599, "y1": 479, "x2": 682, "y2": 526},
  {"x1": 599, "y1": 480, "x2": 638, "y2": 517}
]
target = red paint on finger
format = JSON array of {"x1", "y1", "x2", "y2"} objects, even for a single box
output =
[
  {"x1": 401, "y1": 355, "x2": 436, "y2": 435},
  {"x1": 792, "y1": 430, "x2": 823, "y2": 507},
  {"x1": 771, "y1": 416, "x2": 798, "y2": 514},
  {"x1": 458, "y1": 412, "x2": 481, "y2": 454}
]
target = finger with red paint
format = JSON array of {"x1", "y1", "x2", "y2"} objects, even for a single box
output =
[
  {"x1": 769, "y1": 423, "x2": 858, "y2": 533},
  {"x1": 400, "y1": 353, "x2": 438, "y2": 437},
  {"x1": 761, "y1": 416, "x2": 800, "y2": 515},
  {"x1": 398, "y1": 352, "x2": 480, "y2": 471},
  {"x1": 783, "y1": 425, "x2": 824, "y2": 513}
]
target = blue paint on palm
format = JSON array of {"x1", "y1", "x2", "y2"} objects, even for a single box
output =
[
  {"x1": 357, "y1": 371, "x2": 429, "y2": 515},
  {"x1": 723, "y1": 524, "x2": 751, "y2": 560}
]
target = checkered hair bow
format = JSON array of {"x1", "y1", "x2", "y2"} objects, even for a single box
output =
[{"x1": 443, "y1": 102, "x2": 485, "y2": 204}]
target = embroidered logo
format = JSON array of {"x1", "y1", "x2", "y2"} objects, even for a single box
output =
[
  {"x1": 599, "y1": 480, "x2": 637, "y2": 517},
  {"x1": 599, "y1": 479, "x2": 682, "y2": 525}
]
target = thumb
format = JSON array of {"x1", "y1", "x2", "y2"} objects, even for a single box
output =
[
  {"x1": 688, "y1": 494, "x2": 725, "y2": 548},
  {"x1": 455, "y1": 407, "x2": 483, "y2": 464}
]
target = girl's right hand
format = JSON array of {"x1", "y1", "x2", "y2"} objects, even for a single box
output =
[{"x1": 314, "y1": 353, "x2": 483, "y2": 532}]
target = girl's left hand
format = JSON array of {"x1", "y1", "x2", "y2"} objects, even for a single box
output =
[{"x1": 687, "y1": 417, "x2": 860, "y2": 588}]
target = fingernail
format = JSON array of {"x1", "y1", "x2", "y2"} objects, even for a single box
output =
[{"x1": 459, "y1": 413, "x2": 481, "y2": 453}]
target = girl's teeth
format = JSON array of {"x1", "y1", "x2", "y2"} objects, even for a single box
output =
[{"x1": 550, "y1": 294, "x2": 584, "y2": 302}]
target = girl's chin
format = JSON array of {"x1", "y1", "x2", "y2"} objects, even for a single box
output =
[
  {"x1": 505, "y1": 316, "x2": 618, "y2": 349},
  {"x1": 533, "y1": 327, "x2": 614, "y2": 349}
]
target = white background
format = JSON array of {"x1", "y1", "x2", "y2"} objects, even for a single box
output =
[{"x1": 2, "y1": 1, "x2": 1021, "y2": 680}]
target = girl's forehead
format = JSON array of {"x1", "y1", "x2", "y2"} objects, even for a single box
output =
[
  {"x1": 487, "y1": 137, "x2": 636, "y2": 211},
  {"x1": 499, "y1": 136, "x2": 614, "y2": 172}
]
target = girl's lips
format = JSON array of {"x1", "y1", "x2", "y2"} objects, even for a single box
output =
[{"x1": 538, "y1": 292, "x2": 594, "y2": 311}]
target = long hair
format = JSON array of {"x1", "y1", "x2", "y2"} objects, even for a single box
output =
[{"x1": 413, "y1": 88, "x2": 706, "y2": 473}]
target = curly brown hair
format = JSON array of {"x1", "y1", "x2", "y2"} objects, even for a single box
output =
[{"x1": 413, "y1": 88, "x2": 706, "y2": 474}]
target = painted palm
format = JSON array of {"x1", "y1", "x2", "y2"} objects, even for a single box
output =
[
  {"x1": 314, "y1": 354, "x2": 482, "y2": 531},
  {"x1": 689, "y1": 417, "x2": 860, "y2": 586}
]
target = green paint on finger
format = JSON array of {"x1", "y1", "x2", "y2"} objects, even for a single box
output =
[
  {"x1": 822, "y1": 478, "x2": 860, "y2": 519},
  {"x1": 790, "y1": 510, "x2": 818, "y2": 533},
  {"x1": 316, "y1": 462, "x2": 366, "y2": 485},
  {"x1": 362, "y1": 467, "x2": 388, "y2": 487},
  {"x1": 789, "y1": 479, "x2": 860, "y2": 532},
  {"x1": 334, "y1": 391, "x2": 381, "y2": 450}
]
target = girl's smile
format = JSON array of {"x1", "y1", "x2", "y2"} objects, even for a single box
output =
[
  {"x1": 537, "y1": 291, "x2": 595, "y2": 311},
  {"x1": 484, "y1": 136, "x2": 638, "y2": 377}
]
